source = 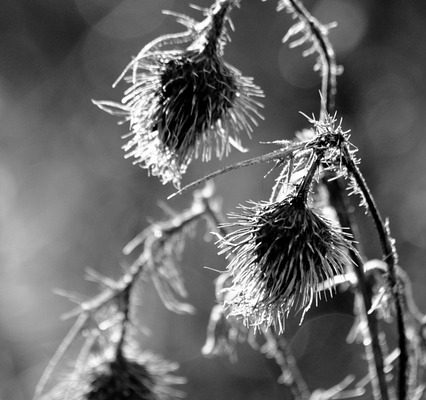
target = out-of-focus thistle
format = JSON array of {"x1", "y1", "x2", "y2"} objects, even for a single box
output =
[
  {"x1": 43, "y1": 347, "x2": 185, "y2": 400},
  {"x1": 94, "y1": 0, "x2": 263, "y2": 187},
  {"x1": 218, "y1": 157, "x2": 357, "y2": 332}
]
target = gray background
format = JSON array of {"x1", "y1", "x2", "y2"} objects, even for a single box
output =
[{"x1": 1, "y1": 0, "x2": 426, "y2": 399}]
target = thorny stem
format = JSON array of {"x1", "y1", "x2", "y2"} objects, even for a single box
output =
[
  {"x1": 285, "y1": 0, "x2": 337, "y2": 117},
  {"x1": 61, "y1": 259, "x2": 146, "y2": 322},
  {"x1": 168, "y1": 143, "x2": 306, "y2": 199},
  {"x1": 326, "y1": 178, "x2": 389, "y2": 400},
  {"x1": 343, "y1": 144, "x2": 407, "y2": 400},
  {"x1": 284, "y1": 0, "x2": 390, "y2": 397}
]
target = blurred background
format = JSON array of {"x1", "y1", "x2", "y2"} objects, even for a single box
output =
[{"x1": 1, "y1": 0, "x2": 426, "y2": 399}]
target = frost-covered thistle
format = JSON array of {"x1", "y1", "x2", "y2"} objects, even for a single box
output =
[
  {"x1": 95, "y1": 0, "x2": 263, "y2": 187},
  {"x1": 43, "y1": 349, "x2": 184, "y2": 400},
  {"x1": 219, "y1": 194, "x2": 355, "y2": 332}
]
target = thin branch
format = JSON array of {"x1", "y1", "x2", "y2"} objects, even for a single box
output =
[
  {"x1": 61, "y1": 261, "x2": 144, "y2": 321},
  {"x1": 326, "y1": 178, "x2": 390, "y2": 400},
  {"x1": 33, "y1": 313, "x2": 89, "y2": 400},
  {"x1": 168, "y1": 143, "x2": 307, "y2": 199}
]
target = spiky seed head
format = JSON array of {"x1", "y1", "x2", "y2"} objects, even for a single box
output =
[
  {"x1": 95, "y1": 2, "x2": 263, "y2": 187},
  {"x1": 157, "y1": 51, "x2": 236, "y2": 154},
  {"x1": 43, "y1": 350, "x2": 184, "y2": 400},
  {"x1": 123, "y1": 51, "x2": 262, "y2": 188},
  {"x1": 218, "y1": 196, "x2": 356, "y2": 332}
]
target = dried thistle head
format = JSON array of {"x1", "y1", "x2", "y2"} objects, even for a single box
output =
[
  {"x1": 43, "y1": 348, "x2": 184, "y2": 400},
  {"x1": 95, "y1": 0, "x2": 263, "y2": 187},
  {"x1": 218, "y1": 196, "x2": 356, "y2": 332}
]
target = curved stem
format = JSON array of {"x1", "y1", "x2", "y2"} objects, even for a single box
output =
[
  {"x1": 168, "y1": 143, "x2": 306, "y2": 199},
  {"x1": 343, "y1": 144, "x2": 407, "y2": 400},
  {"x1": 286, "y1": 0, "x2": 337, "y2": 117},
  {"x1": 295, "y1": 152, "x2": 321, "y2": 203},
  {"x1": 326, "y1": 177, "x2": 390, "y2": 400}
]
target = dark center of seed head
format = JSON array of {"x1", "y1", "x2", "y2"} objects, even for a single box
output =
[
  {"x1": 157, "y1": 53, "x2": 237, "y2": 154},
  {"x1": 254, "y1": 202, "x2": 332, "y2": 294},
  {"x1": 88, "y1": 359, "x2": 153, "y2": 400}
]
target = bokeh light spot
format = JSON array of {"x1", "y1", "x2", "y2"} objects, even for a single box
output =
[
  {"x1": 313, "y1": 0, "x2": 368, "y2": 54},
  {"x1": 278, "y1": 46, "x2": 319, "y2": 89}
]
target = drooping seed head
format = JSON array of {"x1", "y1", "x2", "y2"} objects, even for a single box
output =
[
  {"x1": 94, "y1": 1, "x2": 263, "y2": 187},
  {"x1": 218, "y1": 197, "x2": 356, "y2": 332}
]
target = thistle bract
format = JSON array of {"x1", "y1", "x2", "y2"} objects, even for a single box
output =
[{"x1": 219, "y1": 197, "x2": 355, "y2": 332}]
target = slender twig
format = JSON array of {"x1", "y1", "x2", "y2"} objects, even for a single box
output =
[
  {"x1": 343, "y1": 144, "x2": 407, "y2": 400},
  {"x1": 33, "y1": 313, "x2": 89, "y2": 400},
  {"x1": 61, "y1": 259, "x2": 146, "y2": 321},
  {"x1": 168, "y1": 143, "x2": 307, "y2": 199}
]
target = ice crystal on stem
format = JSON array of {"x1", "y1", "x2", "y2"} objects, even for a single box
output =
[{"x1": 94, "y1": 0, "x2": 263, "y2": 187}]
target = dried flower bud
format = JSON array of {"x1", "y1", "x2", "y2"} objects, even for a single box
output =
[
  {"x1": 95, "y1": 0, "x2": 263, "y2": 187},
  {"x1": 218, "y1": 196, "x2": 356, "y2": 332},
  {"x1": 43, "y1": 349, "x2": 184, "y2": 400}
]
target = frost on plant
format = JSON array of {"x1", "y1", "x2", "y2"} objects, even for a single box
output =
[{"x1": 94, "y1": 0, "x2": 263, "y2": 187}]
